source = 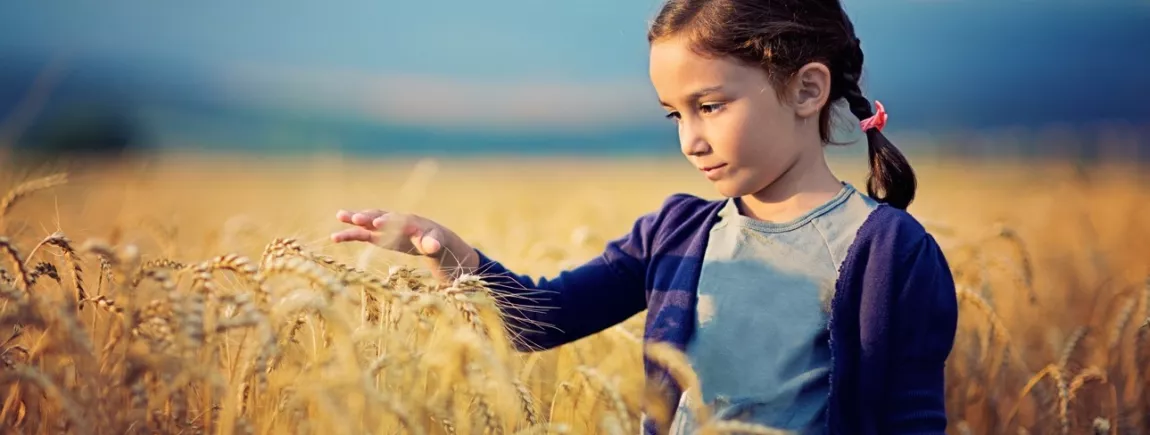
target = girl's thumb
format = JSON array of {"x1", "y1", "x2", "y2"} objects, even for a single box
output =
[{"x1": 411, "y1": 227, "x2": 444, "y2": 256}]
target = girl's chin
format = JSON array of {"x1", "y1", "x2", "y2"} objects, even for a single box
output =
[{"x1": 711, "y1": 181, "x2": 753, "y2": 199}]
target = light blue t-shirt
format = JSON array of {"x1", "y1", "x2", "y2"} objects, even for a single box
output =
[{"x1": 670, "y1": 182, "x2": 878, "y2": 434}]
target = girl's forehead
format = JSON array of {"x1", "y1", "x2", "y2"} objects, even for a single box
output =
[
  {"x1": 652, "y1": 41, "x2": 731, "y2": 78},
  {"x1": 649, "y1": 39, "x2": 764, "y2": 93}
]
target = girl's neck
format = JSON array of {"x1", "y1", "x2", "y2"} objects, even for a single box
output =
[{"x1": 738, "y1": 151, "x2": 843, "y2": 223}]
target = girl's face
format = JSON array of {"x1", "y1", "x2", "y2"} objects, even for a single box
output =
[{"x1": 649, "y1": 35, "x2": 823, "y2": 198}]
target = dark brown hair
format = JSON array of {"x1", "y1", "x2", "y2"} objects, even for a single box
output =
[{"x1": 648, "y1": 0, "x2": 917, "y2": 209}]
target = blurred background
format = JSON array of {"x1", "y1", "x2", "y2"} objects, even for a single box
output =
[{"x1": 0, "y1": 0, "x2": 1147, "y2": 165}]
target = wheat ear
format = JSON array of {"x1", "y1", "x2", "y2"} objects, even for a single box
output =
[
  {"x1": 1058, "y1": 326, "x2": 1089, "y2": 370},
  {"x1": 0, "y1": 237, "x2": 30, "y2": 291},
  {"x1": 994, "y1": 224, "x2": 1037, "y2": 303},
  {"x1": 26, "y1": 232, "x2": 88, "y2": 305}
]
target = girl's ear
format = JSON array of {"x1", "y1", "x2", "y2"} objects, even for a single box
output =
[{"x1": 789, "y1": 62, "x2": 832, "y2": 119}]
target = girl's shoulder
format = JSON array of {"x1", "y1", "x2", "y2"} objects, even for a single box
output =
[
  {"x1": 633, "y1": 192, "x2": 725, "y2": 231},
  {"x1": 656, "y1": 192, "x2": 723, "y2": 218},
  {"x1": 855, "y1": 203, "x2": 937, "y2": 254},
  {"x1": 840, "y1": 203, "x2": 958, "y2": 333},
  {"x1": 622, "y1": 193, "x2": 725, "y2": 255},
  {"x1": 841, "y1": 203, "x2": 953, "y2": 280}
]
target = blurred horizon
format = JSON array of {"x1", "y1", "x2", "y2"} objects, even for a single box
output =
[{"x1": 1, "y1": 0, "x2": 1147, "y2": 161}]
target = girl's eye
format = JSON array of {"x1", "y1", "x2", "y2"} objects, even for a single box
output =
[
  {"x1": 664, "y1": 111, "x2": 681, "y2": 122},
  {"x1": 700, "y1": 103, "x2": 725, "y2": 114}
]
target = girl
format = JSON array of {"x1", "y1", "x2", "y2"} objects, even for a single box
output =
[{"x1": 331, "y1": 0, "x2": 958, "y2": 434}]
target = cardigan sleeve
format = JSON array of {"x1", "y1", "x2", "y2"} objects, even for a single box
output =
[
  {"x1": 471, "y1": 196, "x2": 678, "y2": 351},
  {"x1": 880, "y1": 231, "x2": 959, "y2": 434}
]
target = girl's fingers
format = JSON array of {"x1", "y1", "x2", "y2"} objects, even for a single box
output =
[
  {"x1": 371, "y1": 214, "x2": 393, "y2": 231},
  {"x1": 351, "y1": 209, "x2": 387, "y2": 228},
  {"x1": 330, "y1": 227, "x2": 379, "y2": 244},
  {"x1": 336, "y1": 209, "x2": 384, "y2": 226},
  {"x1": 373, "y1": 213, "x2": 421, "y2": 244},
  {"x1": 336, "y1": 208, "x2": 383, "y2": 224}
]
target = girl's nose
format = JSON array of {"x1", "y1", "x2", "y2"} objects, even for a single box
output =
[{"x1": 679, "y1": 123, "x2": 710, "y2": 156}]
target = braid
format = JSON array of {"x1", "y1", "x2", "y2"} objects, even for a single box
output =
[
  {"x1": 840, "y1": 41, "x2": 873, "y2": 120},
  {"x1": 838, "y1": 37, "x2": 918, "y2": 209}
]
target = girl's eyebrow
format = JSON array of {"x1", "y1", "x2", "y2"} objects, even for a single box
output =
[{"x1": 659, "y1": 85, "x2": 725, "y2": 107}]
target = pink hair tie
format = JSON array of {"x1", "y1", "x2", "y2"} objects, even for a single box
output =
[{"x1": 859, "y1": 100, "x2": 888, "y2": 132}]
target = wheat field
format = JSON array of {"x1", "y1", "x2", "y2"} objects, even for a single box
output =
[{"x1": 0, "y1": 151, "x2": 1146, "y2": 435}]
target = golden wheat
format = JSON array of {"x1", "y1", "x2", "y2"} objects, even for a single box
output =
[{"x1": 0, "y1": 155, "x2": 1145, "y2": 434}]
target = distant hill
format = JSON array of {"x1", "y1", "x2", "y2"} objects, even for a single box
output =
[{"x1": 1, "y1": 0, "x2": 1147, "y2": 160}]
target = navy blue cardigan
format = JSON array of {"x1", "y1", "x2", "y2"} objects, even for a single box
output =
[{"x1": 475, "y1": 193, "x2": 958, "y2": 434}]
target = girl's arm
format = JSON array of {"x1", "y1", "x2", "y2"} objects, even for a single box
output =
[
  {"x1": 880, "y1": 231, "x2": 959, "y2": 433},
  {"x1": 472, "y1": 208, "x2": 658, "y2": 351},
  {"x1": 333, "y1": 198, "x2": 672, "y2": 353}
]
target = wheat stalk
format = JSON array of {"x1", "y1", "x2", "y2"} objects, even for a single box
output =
[
  {"x1": 0, "y1": 173, "x2": 68, "y2": 222},
  {"x1": 1006, "y1": 363, "x2": 1070, "y2": 434},
  {"x1": 644, "y1": 342, "x2": 710, "y2": 432},
  {"x1": 704, "y1": 421, "x2": 793, "y2": 435},
  {"x1": 577, "y1": 366, "x2": 631, "y2": 434},
  {"x1": 1067, "y1": 366, "x2": 1107, "y2": 403}
]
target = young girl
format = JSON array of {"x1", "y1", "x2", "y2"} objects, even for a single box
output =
[{"x1": 331, "y1": 0, "x2": 958, "y2": 433}]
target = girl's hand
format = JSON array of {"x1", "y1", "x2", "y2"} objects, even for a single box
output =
[{"x1": 331, "y1": 209, "x2": 479, "y2": 280}]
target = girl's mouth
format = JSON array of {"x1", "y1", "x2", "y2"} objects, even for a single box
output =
[{"x1": 701, "y1": 163, "x2": 727, "y2": 179}]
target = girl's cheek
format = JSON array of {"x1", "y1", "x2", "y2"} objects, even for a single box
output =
[{"x1": 717, "y1": 118, "x2": 750, "y2": 153}]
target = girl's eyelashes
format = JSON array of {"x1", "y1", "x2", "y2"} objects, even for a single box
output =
[
  {"x1": 663, "y1": 102, "x2": 725, "y2": 122},
  {"x1": 700, "y1": 102, "x2": 725, "y2": 114},
  {"x1": 662, "y1": 102, "x2": 722, "y2": 121}
]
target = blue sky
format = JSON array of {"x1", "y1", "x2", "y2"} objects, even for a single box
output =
[
  {"x1": 0, "y1": 0, "x2": 662, "y2": 79},
  {"x1": 1, "y1": 0, "x2": 1147, "y2": 131}
]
